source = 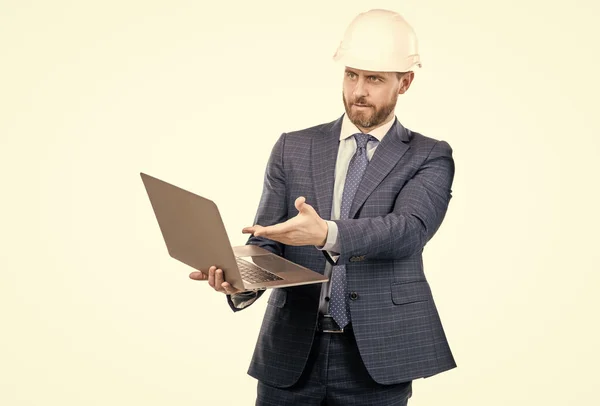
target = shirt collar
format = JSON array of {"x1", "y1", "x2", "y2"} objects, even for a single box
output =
[{"x1": 339, "y1": 113, "x2": 396, "y2": 142}]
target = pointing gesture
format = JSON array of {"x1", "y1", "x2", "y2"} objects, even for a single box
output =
[{"x1": 242, "y1": 196, "x2": 328, "y2": 246}]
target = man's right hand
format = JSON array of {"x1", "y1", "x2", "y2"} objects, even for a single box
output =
[{"x1": 189, "y1": 266, "x2": 243, "y2": 295}]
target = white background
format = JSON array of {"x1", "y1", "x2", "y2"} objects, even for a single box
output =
[{"x1": 1, "y1": 0, "x2": 599, "y2": 404}]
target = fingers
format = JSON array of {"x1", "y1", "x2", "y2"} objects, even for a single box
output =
[
  {"x1": 254, "y1": 223, "x2": 284, "y2": 238},
  {"x1": 294, "y1": 196, "x2": 306, "y2": 211},
  {"x1": 295, "y1": 196, "x2": 317, "y2": 216},
  {"x1": 207, "y1": 266, "x2": 217, "y2": 289},
  {"x1": 191, "y1": 266, "x2": 241, "y2": 295},
  {"x1": 215, "y1": 269, "x2": 241, "y2": 294},
  {"x1": 214, "y1": 268, "x2": 226, "y2": 292},
  {"x1": 221, "y1": 282, "x2": 240, "y2": 295},
  {"x1": 242, "y1": 225, "x2": 264, "y2": 235},
  {"x1": 189, "y1": 271, "x2": 208, "y2": 280},
  {"x1": 244, "y1": 224, "x2": 284, "y2": 239}
]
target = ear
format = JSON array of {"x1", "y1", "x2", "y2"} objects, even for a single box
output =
[{"x1": 398, "y1": 71, "x2": 415, "y2": 95}]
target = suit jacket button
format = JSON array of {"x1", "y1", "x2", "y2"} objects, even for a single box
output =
[{"x1": 349, "y1": 292, "x2": 359, "y2": 300}]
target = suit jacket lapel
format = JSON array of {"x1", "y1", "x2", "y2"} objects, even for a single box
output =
[
  {"x1": 311, "y1": 117, "x2": 343, "y2": 220},
  {"x1": 349, "y1": 119, "x2": 411, "y2": 219}
]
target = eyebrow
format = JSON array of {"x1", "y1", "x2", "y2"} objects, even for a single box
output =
[{"x1": 345, "y1": 69, "x2": 386, "y2": 81}]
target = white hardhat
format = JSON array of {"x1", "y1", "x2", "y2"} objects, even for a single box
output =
[{"x1": 333, "y1": 9, "x2": 422, "y2": 72}]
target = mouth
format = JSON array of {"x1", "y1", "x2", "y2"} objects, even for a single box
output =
[{"x1": 352, "y1": 103, "x2": 371, "y2": 108}]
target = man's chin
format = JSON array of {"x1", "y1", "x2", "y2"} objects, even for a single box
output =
[{"x1": 349, "y1": 113, "x2": 374, "y2": 128}]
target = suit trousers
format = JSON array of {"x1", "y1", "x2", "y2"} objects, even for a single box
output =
[{"x1": 256, "y1": 327, "x2": 413, "y2": 406}]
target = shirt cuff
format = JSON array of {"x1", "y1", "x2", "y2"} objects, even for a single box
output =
[
  {"x1": 315, "y1": 221, "x2": 340, "y2": 261},
  {"x1": 230, "y1": 291, "x2": 258, "y2": 309}
]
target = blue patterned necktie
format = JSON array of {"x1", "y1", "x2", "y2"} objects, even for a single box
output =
[{"x1": 329, "y1": 133, "x2": 377, "y2": 328}]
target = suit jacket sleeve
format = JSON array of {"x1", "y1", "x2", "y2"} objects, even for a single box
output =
[
  {"x1": 227, "y1": 133, "x2": 289, "y2": 312},
  {"x1": 333, "y1": 140, "x2": 455, "y2": 263}
]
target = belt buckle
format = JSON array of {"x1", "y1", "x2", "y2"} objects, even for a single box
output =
[
  {"x1": 320, "y1": 315, "x2": 344, "y2": 333},
  {"x1": 322, "y1": 327, "x2": 344, "y2": 334}
]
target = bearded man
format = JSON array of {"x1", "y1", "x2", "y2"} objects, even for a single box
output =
[{"x1": 191, "y1": 9, "x2": 456, "y2": 405}]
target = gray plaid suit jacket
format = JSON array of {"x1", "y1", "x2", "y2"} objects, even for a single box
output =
[{"x1": 228, "y1": 115, "x2": 457, "y2": 387}]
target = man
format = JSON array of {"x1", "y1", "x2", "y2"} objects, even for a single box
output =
[{"x1": 190, "y1": 9, "x2": 456, "y2": 405}]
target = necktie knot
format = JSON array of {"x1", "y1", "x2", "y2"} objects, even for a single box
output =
[{"x1": 353, "y1": 133, "x2": 374, "y2": 150}]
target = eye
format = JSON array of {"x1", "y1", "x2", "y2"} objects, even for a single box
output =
[
  {"x1": 346, "y1": 71, "x2": 357, "y2": 79},
  {"x1": 368, "y1": 76, "x2": 380, "y2": 82}
]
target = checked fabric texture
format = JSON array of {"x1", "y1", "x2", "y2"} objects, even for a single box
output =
[
  {"x1": 228, "y1": 116, "x2": 457, "y2": 386},
  {"x1": 329, "y1": 133, "x2": 378, "y2": 328}
]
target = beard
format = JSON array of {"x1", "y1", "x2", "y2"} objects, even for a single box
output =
[{"x1": 342, "y1": 92, "x2": 398, "y2": 131}]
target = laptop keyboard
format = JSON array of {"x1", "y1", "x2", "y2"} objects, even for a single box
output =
[{"x1": 237, "y1": 258, "x2": 284, "y2": 284}]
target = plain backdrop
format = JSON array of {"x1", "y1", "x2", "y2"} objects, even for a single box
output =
[{"x1": 1, "y1": 0, "x2": 599, "y2": 405}]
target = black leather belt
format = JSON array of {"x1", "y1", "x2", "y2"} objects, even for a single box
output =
[{"x1": 317, "y1": 314, "x2": 351, "y2": 333}]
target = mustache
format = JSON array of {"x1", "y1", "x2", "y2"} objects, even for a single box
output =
[{"x1": 351, "y1": 98, "x2": 372, "y2": 107}]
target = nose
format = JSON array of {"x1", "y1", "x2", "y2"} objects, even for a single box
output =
[{"x1": 352, "y1": 77, "x2": 368, "y2": 100}]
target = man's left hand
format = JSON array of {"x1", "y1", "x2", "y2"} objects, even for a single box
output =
[{"x1": 242, "y1": 196, "x2": 328, "y2": 246}]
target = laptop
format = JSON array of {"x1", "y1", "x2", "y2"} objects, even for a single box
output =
[{"x1": 140, "y1": 172, "x2": 328, "y2": 291}]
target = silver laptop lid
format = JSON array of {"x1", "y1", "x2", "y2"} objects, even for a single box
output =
[{"x1": 140, "y1": 173, "x2": 244, "y2": 290}]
